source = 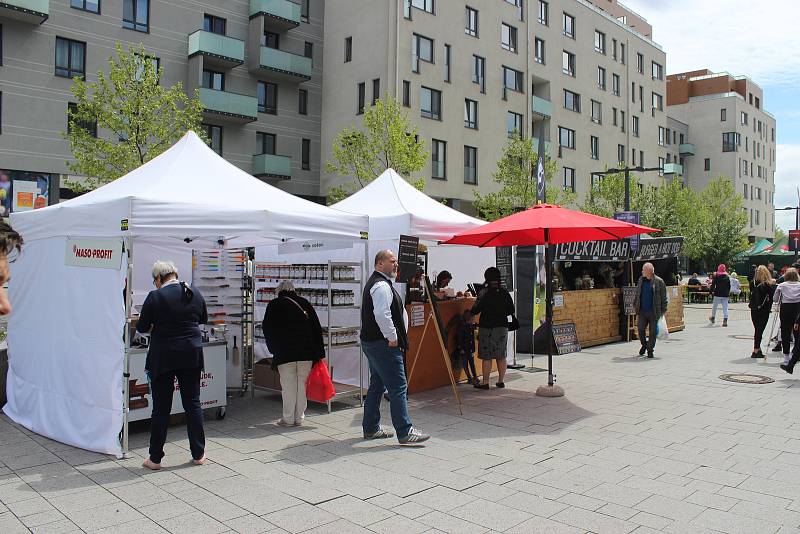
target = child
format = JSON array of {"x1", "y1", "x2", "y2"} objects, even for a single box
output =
[{"x1": 455, "y1": 310, "x2": 479, "y2": 386}]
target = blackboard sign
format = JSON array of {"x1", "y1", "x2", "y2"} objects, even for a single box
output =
[
  {"x1": 424, "y1": 275, "x2": 448, "y2": 348},
  {"x1": 552, "y1": 322, "x2": 581, "y2": 355},
  {"x1": 633, "y1": 237, "x2": 684, "y2": 261},
  {"x1": 622, "y1": 286, "x2": 638, "y2": 315},
  {"x1": 496, "y1": 247, "x2": 514, "y2": 290},
  {"x1": 397, "y1": 234, "x2": 419, "y2": 283},
  {"x1": 614, "y1": 211, "x2": 640, "y2": 252},
  {"x1": 554, "y1": 239, "x2": 631, "y2": 262}
]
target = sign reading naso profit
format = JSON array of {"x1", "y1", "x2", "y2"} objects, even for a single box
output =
[{"x1": 65, "y1": 238, "x2": 123, "y2": 269}]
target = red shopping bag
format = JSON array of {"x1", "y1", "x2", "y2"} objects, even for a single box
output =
[{"x1": 306, "y1": 359, "x2": 336, "y2": 402}]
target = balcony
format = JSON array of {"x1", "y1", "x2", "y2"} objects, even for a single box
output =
[
  {"x1": 679, "y1": 143, "x2": 696, "y2": 156},
  {"x1": 531, "y1": 95, "x2": 552, "y2": 119},
  {"x1": 251, "y1": 46, "x2": 312, "y2": 82},
  {"x1": 252, "y1": 153, "x2": 292, "y2": 179},
  {"x1": 532, "y1": 137, "x2": 552, "y2": 155},
  {"x1": 188, "y1": 30, "x2": 245, "y2": 69},
  {"x1": 663, "y1": 163, "x2": 683, "y2": 175},
  {"x1": 0, "y1": 0, "x2": 49, "y2": 24},
  {"x1": 250, "y1": 0, "x2": 300, "y2": 31},
  {"x1": 199, "y1": 88, "x2": 258, "y2": 124}
]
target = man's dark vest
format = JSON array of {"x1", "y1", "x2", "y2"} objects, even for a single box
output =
[{"x1": 361, "y1": 271, "x2": 409, "y2": 350}]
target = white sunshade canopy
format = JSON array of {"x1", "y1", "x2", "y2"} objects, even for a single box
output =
[
  {"x1": 11, "y1": 131, "x2": 368, "y2": 247},
  {"x1": 331, "y1": 168, "x2": 485, "y2": 242}
]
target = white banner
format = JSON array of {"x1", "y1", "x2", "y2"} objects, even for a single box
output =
[
  {"x1": 65, "y1": 238, "x2": 123, "y2": 270},
  {"x1": 278, "y1": 239, "x2": 353, "y2": 255}
]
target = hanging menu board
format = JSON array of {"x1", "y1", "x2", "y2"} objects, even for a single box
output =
[
  {"x1": 622, "y1": 286, "x2": 638, "y2": 315},
  {"x1": 496, "y1": 247, "x2": 514, "y2": 290},
  {"x1": 552, "y1": 322, "x2": 581, "y2": 355},
  {"x1": 397, "y1": 234, "x2": 420, "y2": 284},
  {"x1": 613, "y1": 211, "x2": 641, "y2": 252}
]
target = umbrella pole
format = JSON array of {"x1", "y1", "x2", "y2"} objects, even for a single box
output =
[{"x1": 536, "y1": 236, "x2": 565, "y2": 397}]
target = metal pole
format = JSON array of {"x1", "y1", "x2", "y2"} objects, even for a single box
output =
[
  {"x1": 544, "y1": 235, "x2": 554, "y2": 386},
  {"x1": 509, "y1": 245, "x2": 524, "y2": 369},
  {"x1": 122, "y1": 236, "x2": 133, "y2": 458},
  {"x1": 624, "y1": 167, "x2": 631, "y2": 212}
]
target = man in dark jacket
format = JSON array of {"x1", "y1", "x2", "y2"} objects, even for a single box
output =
[
  {"x1": 633, "y1": 262, "x2": 668, "y2": 358},
  {"x1": 137, "y1": 261, "x2": 208, "y2": 470}
]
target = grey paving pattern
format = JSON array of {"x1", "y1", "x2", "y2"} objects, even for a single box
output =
[{"x1": 1, "y1": 302, "x2": 799, "y2": 533}]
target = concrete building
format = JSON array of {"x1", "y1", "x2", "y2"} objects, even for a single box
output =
[{"x1": 667, "y1": 69, "x2": 777, "y2": 241}]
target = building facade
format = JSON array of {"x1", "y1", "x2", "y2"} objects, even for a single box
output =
[{"x1": 667, "y1": 69, "x2": 777, "y2": 241}]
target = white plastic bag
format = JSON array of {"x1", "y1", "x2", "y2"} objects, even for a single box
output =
[{"x1": 656, "y1": 316, "x2": 669, "y2": 340}]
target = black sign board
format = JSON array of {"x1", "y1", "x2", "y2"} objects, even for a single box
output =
[
  {"x1": 634, "y1": 236, "x2": 684, "y2": 261},
  {"x1": 554, "y1": 239, "x2": 631, "y2": 262},
  {"x1": 552, "y1": 322, "x2": 581, "y2": 355},
  {"x1": 496, "y1": 247, "x2": 514, "y2": 290},
  {"x1": 397, "y1": 234, "x2": 420, "y2": 284},
  {"x1": 789, "y1": 230, "x2": 800, "y2": 252},
  {"x1": 622, "y1": 286, "x2": 638, "y2": 315},
  {"x1": 614, "y1": 211, "x2": 640, "y2": 252}
]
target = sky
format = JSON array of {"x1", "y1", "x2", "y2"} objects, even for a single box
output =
[{"x1": 621, "y1": 0, "x2": 800, "y2": 235}]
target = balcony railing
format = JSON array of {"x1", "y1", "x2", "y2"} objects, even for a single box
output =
[
  {"x1": 663, "y1": 163, "x2": 683, "y2": 175},
  {"x1": 250, "y1": 0, "x2": 300, "y2": 31},
  {"x1": 252, "y1": 153, "x2": 292, "y2": 179},
  {"x1": 199, "y1": 88, "x2": 258, "y2": 123},
  {"x1": 188, "y1": 30, "x2": 245, "y2": 69},
  {"x1": 679, "y1": 143, "x2": 696, "y2": 156},
  {"x1": 532, "y1": 95, "x2": 552, "y2": 119},
  {"x1": 253, "y1": 46, "x2": 312, "y2": 81},
  {"x1": 0, "y1": 0, "x2": 49, "y2": 24}
]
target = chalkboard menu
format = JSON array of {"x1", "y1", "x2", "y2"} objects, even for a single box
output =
[
  {"x1": 613, "y1": 211, "x2": 640, "y2": 252},
  {"x1": 397, "y1": 234, "x2": 419, "y2": 283},
  {"x1": 496, "y1": 246, "x2": 514, "y2": 290},
  {"x1": 622, "y1": 286, "x2": 638, "y2": 315},
  {"x1": 552, "y1": 322, "x2": 580, "y2": 355}
]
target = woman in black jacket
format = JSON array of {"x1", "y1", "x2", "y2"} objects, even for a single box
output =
[
  {"x1": 749, "y1": 265, "x2": 774, "y2": 358},
  {"x1": 262, "y1": 280, "x2": 325, "y2": 426},
  {"x1": 470, "y1": 267, "x2": 515, "y2": 390},
  {"x1": 709, "y1": 264, "x2": 732, "y2": 327}
]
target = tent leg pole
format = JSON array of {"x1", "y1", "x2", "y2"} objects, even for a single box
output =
[
  {"x1": 537, "y1": 239, "x2": 564, "y2": 397},
  {"x1": 122, "y1": 236, "x2": 133, "y2": 458},
  {"x1": 508, "y1": 246, "x2": 524, "y2": 369}
]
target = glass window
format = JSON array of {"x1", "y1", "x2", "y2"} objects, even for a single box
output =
[
  {"x1": 464, "y1": 99, "x2": 478, "y2": 129},
  {"x1": 612, "y1": 38, "x2": 617, "y2": 60},
  {"x1": 123, "y1": 0, "x2": 149, "y2": 32},
  {"x1": 465, "y1": 7, "x2": 479, "y2": 37},
  {"x1": 420, "y1": 86, "x2": 442, "y2": 120},
  {"x1": 618, "y1": 144, "x2": 625, "y2": 163},
  {"x1": 636, "y1": 52, "x2": 644, "y2": 73},
  {"x1": 372, "y1": 78, "x2": 380, "y2": 105},
  {"x1": 658, "y1": 126, "x2": 665, "y2": 146},
  {"x1": 558, "y1": 126, "x2": 575, "y2": 149},
  {"x1": 534, "y1": 38, "x2": 545, "y2": 64},
  {"x1": 562, "y1": 50, "x2": 575, "y2": 76},
  {"x1": 202, "y1": 69, "x2": 224, "y2": 90},
  {"x1": 472, "y1": 55, "x2": 485, "y2": 93},
  {"x1": 258, "y1": 81, "x2": 277, "y2": 114},
  {"x1": 357, "y1": 82, "x2": 365, "y2": 114},
  {"x1": 597, "y1": 66, "x2": 606, "y2": 90},
  {"x1": 507, "y1": 111, "x2": 523, "y2": 138},
  {"x1": 67, "y1": 102, "x2": 97, "y2": 137},
  {"x1": 133, "y1": 53, "x2": 159, "y2": 82},
  {"x1": 501, "y1": 23, "x2": 517, "y2": 52},
  {"x1": 563, "y1": 167, "x2": 575, "y2": 192},
  {"x1": 590, "y1": 136, "x2": 599, "y2": 160},
  {"x1": 262, "y1": 31, "x2": 280, "y2": 49},
  {"x1": 665, "y1": 128, "x2": 671, "y2": 145},
  {"x1": 538, "y1": 1, "x2": 548, "y2": 25},
  {"x1": 298, "y1": 89, "x2": 308, "y2": 115},
  {"x1": 620, "y1": 110, "x2": 625, "y2": 132},
  {"x1": 658, "y1": 157, "x2": 665, "y2": 176},
  {"x1": 652, "y1": 92, "x2": 663, "y2": 111},
  {"x1": 302, "y1": 139, "x2": 311, "y2": 170},
  {"x1": 612, "y1": 107, "x2": 617, "y2": 126},
  {"x1": 723, "y1": 132, "x2": 739, "y2": 152},
  {"x1": 412, "y1": 33, "x2": 434, "y2": 72},
  {"x1": 304, "y1": 41, "x2": 313, "y2": 62},
  {"x1": 402, "y1": 80, "x2": 411, "y2": 107},
  {"x1": 55, "y1": 37, "x2": 86, "y2": 79},
  {"x1": 651, "y1": 61, "x2": 663, "y2": 80},
  {"x1": 612, "y1": 73, "x2": 620, "y2": 96},
  {"x1": 71, "y1": 0, "x2": 100, "y2": 13},
  {"x1": 256, "y1": 132, "x2": 276, "y2": 155},
  {"x1": 591, "y1": 100, "x2": 601, "y2": 124},
  {"x1": 563, "y1": 89, "x2": 580, "y2": 112},
  {"x1": 741, "y1": 111, "x2": 748, "y2": 125},
  {"x1": 432, "y1": 139, "x2": 446, "y2": 179},
  {"x1": 620, "y1": 43, "x2": 626, "y2": 64},
  {"x1": 464, "y1": 145, "x2": 477, "y2": 184},
  {"x1": 594, "y1": 30, "x2": 606, "y2": 54},
  {"x1": 632, "y1": 115, "x2": 639, "y2": 137},
  {"x1": 301, "y1": 0, "x2": 309, "y2": 21},
  {"x1": 203, "y1": 14, "x2": 226, "y2": 35},
  {"x1": 344, "y1": 37, "x2": 352, "y2": 62},
  {"x1": 444, "y1": 44, "x2": 451, "y2": 82},
  {"x1": 704, "y1": 158, "x2": 711, "y2": 171},
  {"x1": 202, "y1": 123, "x2": 222, "y2": 155},
  {"x1": 562, "y1": 12, "x2": 574, "y2": 38},
  {"x1": 411, "y1": 0, "x2": 434, "y2": 13},
  {"x1": 502, "y1": 66, "x2": 523, "y2": 92}
]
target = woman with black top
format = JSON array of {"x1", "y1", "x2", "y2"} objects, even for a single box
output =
[
  {"x1": 470, "y1": 267, "x2": 515, "y2": 389},
  {"x1": 262, "y1": 280, "x2": 325, "y2": 426},
  {"x1": 748, "y1": 265, "x2": 774, "y2": 359}
]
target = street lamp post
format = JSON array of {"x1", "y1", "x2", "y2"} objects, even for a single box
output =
[{"x1": 591, "y1": 166, "x2": 663, "y2": 211}]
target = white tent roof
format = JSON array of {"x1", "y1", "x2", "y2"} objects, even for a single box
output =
[
  {"x1": 12, "y1": 131, "x2": 368, "y2": 247},
  {"x1": 331, "y1": 168, "x2": 485, "y2": 242}
]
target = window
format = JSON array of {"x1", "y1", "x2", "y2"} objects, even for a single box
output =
[
  {"x1": 679, "y1": 133, "x2": 685, "y2": 144},
  {"x1": 301, "y1": 0, "x2": 309, "y2": 21},
  {"x1": 756, "y1": 187, "x2": 762, "y2": 200},
  {"x1": 620, "y1": 43, "x2": 626, "y2": 64},
  {"x1": 563, "y1": 89, "x2": 580, "y2": 112},
  {"x1": 507, "y1": 111, "x2": 523, "y2": 138},
  {"x1": 534, "y1": 38, "x2": 545, "y2": 64},
  {"x1": 620, "y1": 110, "x2": 625, "y2": 132},
  {"x1": 256, "y1": 132, "x2": 276, "y2": 155},
  {"x1": 472, "y1": 55, "x2": 485, "y2": 93},
  {"x1": 501, "y1": 23, "x2": 517, "y2": 52},
  {"x1": 444, "y1": 44, "x2": 451, "y2": 82},
  {"x1": 618, "y1": 144, "x2": 625, "y2": 163},
  {"x1": 402, "y1": 80, "x2": 411, "y2": 107},
  {"x1": 263, "y1": 31, "x2": 280, "y2": 49},
  {"x1": 636, "y1": 52, "x2": 644, "y2": 74},
  {"x1": 302, "y1": 138, "x2": 311, "y2": 170},
  {"x1": 420, "y1": 86, "x2": 441, "y2": 120},
  {"x1": 562, "y1": 12, "x2": 574, "y2": 38},
  {"x1": 202, "y1": 123, "x2": 222, "y2": 155},
  {"x1": 612, "y1": 73, "x2": 620, "y2": 96},
  {"x1": 71, "y1": 0, "x2": 99, "y2": 14},
  {"x1": 464, "y1": 99, "x2": 478, "y2": 129},
  {"x1": 298, "y1": 89, "x2": 308, "y2": 115},
  {"x1": 123, "y1": 0, "x2": 149, "y2": 32},
  {"x1": 632, "y1": 115, "x2": 639, "y2": 137},
  {"x1": 558, "y1": 126, "x2": 575, "y2": 149},
  {"x1": 590, "y1": 136, "x2": 599, "y2": 160},
  {"x1": 344, "y1": 37, "x2": 352, "y2": 62},
  {"x1": 658, "y1": 157, "x2": 665, "y2": 176},
  {"x1": 755, "y1": 210, "x2": 760, "y2": 226},
  {"x1": 590, "y1": 100, "x2": 601, "y2": 124},
  {"x1": 55, "y1": 37, "x2": 86, "y2": 79},
  {"x1": 631, "y1": 148, "x2": 636, "y2": 166},
  {"x1": 612, "y1": 107, "x2": 617, "y2": 126},
  {"x1": 563, "y1": 167, "x2": 575, "y2": 192},
  {"x1": 432, "y1": 139, "x2": 446, "y2": 179},
  {"x1": 357, "y1": 82, "x2": 365, "y2": 114},
  {"x1": 640, "y1": 150, "x2": 644, "y2": 165},
  {"x1": 594, "y1": 30, "x2": 606, "y2": 54},
  {"x1": 562, "y1": 50, "x2": 575, "y2": 76},
  {"x1": 464, "y1": 146, "x2": 477, "y2": 184},
  {"x1": 704, "y1": 158, "x2": 711, "y2": 171},
  {"x1": 651, "y1": 61, "x2": 663, "y2": 80},
  {"x1": 411, "y1": 0, "x2": 434, "y2": 13},
  {"x1": 612, "y1": 38, "x2": 617, "y2": 60},
  {"x1": 67, "y1": 102, "x2": 97, "y2": 137},
  {"x1": 502, "y1": 66, "x2": 523, "y2": 93},
  {"x1": 597, "y1": 66, "x2": 606, "y2": 90},
  {"x1": 372, "y1": 78, "x2": 380, "y2": 105},
  {"x1": 718, "y1": 108, "x2": 726, "y2": 122},
  {"x1": 639, "y1": 86, "x2": 644, "y2": 112},
  {"x1": 202, "y1": 69, "x2": 224, "y2": 90},
  {"x1": 755, "y1": 96, "x2": 760, "y2": 109},
  {"x1": 412, "y1": 33, "x2": 434, "y2": 72},
  {"x1": 723, "y1": 132, "x2": 739, "y2": 152},
  {"x1": 652, "y1": 92, "x2": 663, "y2": 112},
  {"x1": 257, "y1": 82, "x2": 277, "y2": 114},
  {"x1": 304, "y1": 42, "x2": 313, "y2": 63},
  {"x1": 658, "y1": 126, "x2": 665, "y2": 146},
  {"x1": 203, "y1": 14, "x2": 226, "y2": 35},
  {"x1": 538, "y1": 0, "x2": 548, "y2": 25},
  {"x1": 465, "y1": 7, "x2": 479, "y2": 37}
]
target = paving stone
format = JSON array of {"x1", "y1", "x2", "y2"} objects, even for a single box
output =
[
  {"x1": 19, "y1": 508, "x2": 67, "y2": 528},
  {"x1": 557, "y1": 491, "x2": 607, "y2": 511},
  {"x1": 407, "y1": 485, "x2": 476, "y2": 513},
  {"x1": 28, "y1": 518, "x2": 83, "y2": 533},
  {"x1": 688, "y1": 466, "x2": 750, "y2": 488},
  {"x1": 366, "y1": 493, "x2": 407, "y2": 510},
  {"x1": 634, "y1": 493, "x2": 706, "y2": 521},
  {"x1": 47, "y1": 485, "x2": 121, "y2": 513},
  {"x1": 224, "y1": 488, "x2": 301, "y2": 516},
  {"x1": 448, "y1": 500, "x2": 533, "y2": 531},
  {"x1": 551, "y1": 506, "x2": 638, "y2": 534},
  {"x1": 416, "y1": 510, "x2": 489, "y2": 534},
  {"x1": 302, "y1": 518, "x2": 374, "y2": 534},
  {"x1": 160, "y1": 511, "x2": 230, "y2": 534},
  {"x1": 318, "y1": 495, "x2": 394, "y2": 527},
  {"x1": 64, "y1": 501, "x2": 144, "y2": 531},
  {"x1": 0, "y1": 511, "x2": 38, "y2": 534},
  {"x1": 505, "y1": 516, "x2": 583, "y2": 534},
  {"x1": 6, "y1": 495, "x2": 55, "y2": 517},
  {"x1": 95, "y1": 517, "x2": 170, "y2": 533},
  {"x1": 598, "y1": 502, "x2": 639, "y2": 521},
  {"x1": 366, "y1": 514, "x2": 429, "y2": 534},
  {"x1": 263, "y1": 502, "x2": 338, "y2": 533},
  {"x1": 109, "y1": 480, "x2": 174, "y2": 507},
  {"x1": 392, "y1": 501, "x2": 432, "y2": 519},
  {"x1": 223, "y1": 513, "x2": 277, "y2": 534},
  {"x1": 585, "y1": 482, "x2": 652, "y2": 508},
  {"x1": 684, "y1": 489, "x2": 740, "y2": 511},
  {"x1": 630, "y1": 511, "x2": 674, "y2": 530},
  {"x1": 139, "y1": 498, "x2": 197, "y2": 521},
  {"x1": 690, "y1": 508, "x2": 782, "y2": 534}
]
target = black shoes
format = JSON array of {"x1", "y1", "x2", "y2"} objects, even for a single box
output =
[
  {"x1": 773, "y1": 343, "x2": 783, "y2": 352},
  {"x1": 474, "y1": 383, "x2": 489, "y2": 390},
  {"x1": 639, "y1": 346, "x2": 646, "y2": 356},
  {"x1": 495, "y1": 382, "x2": 505, "y2": 389},
  {"x1": 647, "y1": 351, "x2": 654, "y2": 358},
  {"x1": 751, "y1": 350, "x2": 765, "y2": 359},
  {"x1": 780, "y1": 363, "x2": 794, "y2": 375}
]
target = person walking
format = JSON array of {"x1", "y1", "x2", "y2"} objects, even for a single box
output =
[
  {"x1": 780, "y1": 296, "x2": 800, "y2": 374},
  {"x1": 709, "y1": 264, "x2": 732, "y2": 326},
  {"x1": 774, "y1": 268, "x2": 800, "y2": 367},
  {"x1": 360, "y1": 250, "x2": 429, "y2": 445},
  {"x1": 748, "y1": 265, "x2": 775, "y2": 359},
  {"x1": 633, "y1": 262, "x2": 668, "y2": 358},
  {"x1": 137, "y1": 261, "x2": 207, "y2": 470},
  {"x1": 470, "y1": 267, "x2": 515, "y2": 389},
  {"x1": 262, "y1": 280, "x2": 325, "y2": 427}
]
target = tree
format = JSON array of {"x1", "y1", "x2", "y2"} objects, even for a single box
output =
[
  {"x1": 325, "y1": 94, "x2": 428, "y2": 204},
  {"x1": 636, "y1": 176, "x2": 704, "y2": 261},
  {"x1": 694, "y1": 176, "x2": 749, "y2": 268},
  {"x1": 473, "y1": 134, "x2": 575, "y2": 221},
  {"x1": 64, "y1": 43, "x2": 205, "y2": 191},
  {"x1": 775, "y1": 226, "x2": 786, "y2": 242},
  {"x1": 579, "y1": 169, "x2": 630, "y2": 219}
]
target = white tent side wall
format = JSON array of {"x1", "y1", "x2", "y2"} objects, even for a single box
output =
[{"x1": 4, "y1": 237, "x2": 126, "y2": 456}]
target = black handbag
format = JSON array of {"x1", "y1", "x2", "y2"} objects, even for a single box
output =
[{"x1": 507, "y1": 314, "x2": 520, "y2": 331}]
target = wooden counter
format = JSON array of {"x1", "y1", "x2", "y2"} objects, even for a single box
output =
[
  {"x1": 552, "y1": 288, "x2": 622, "y2": 348},
  {"x1": 664, "y1": 286, "x2": 685, "y2": 332}
]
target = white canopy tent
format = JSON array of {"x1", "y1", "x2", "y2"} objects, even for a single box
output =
[{"x1": 5, "y1": 131, "x2": 368, "y2": 456}]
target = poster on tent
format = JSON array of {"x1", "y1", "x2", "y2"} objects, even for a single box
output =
[
  {"x1": 127, "y1": 346, "x2": 226, "y2": 422},
  {"x1": 397, "y1": 235, "x2": 419, "y2": 283}
]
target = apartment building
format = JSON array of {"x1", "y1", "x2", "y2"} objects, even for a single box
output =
[
  {"x1": 667, "y1": 69, "x2": 777, "y2": 241},
  {"x1": 0, "y1": 0, "x2": 323, "y2": 218},
  {"x1": 321, "y1": 0, "x2": 668, "y2": 212}
]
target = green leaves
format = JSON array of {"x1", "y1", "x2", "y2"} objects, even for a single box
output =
[{"x1": 64, "y1": 43, "x2": 206, "y2": 191}]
